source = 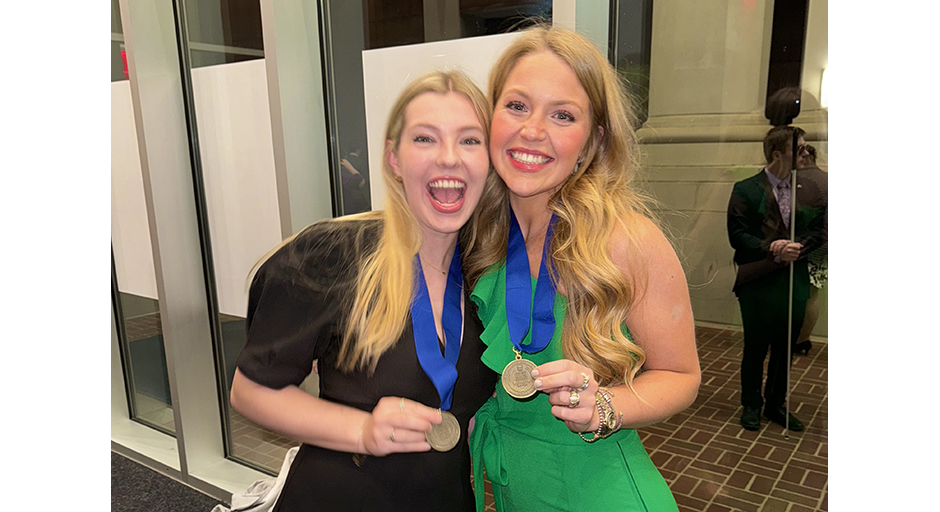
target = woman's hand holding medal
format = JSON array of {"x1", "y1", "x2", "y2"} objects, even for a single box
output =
[
  {"x1": 360, "y1": 396, "x2": 442, "y2": 456},
  {"x1": 532, "y1": 360, "x2": 599, "y2": 433}
]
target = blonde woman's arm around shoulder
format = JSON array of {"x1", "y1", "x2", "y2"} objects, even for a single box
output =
[{"x1": 534, "y1": 216, "x2": 700, "y2": 433}]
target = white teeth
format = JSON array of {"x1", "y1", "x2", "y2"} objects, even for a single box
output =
[
  {"x1": 510, "y1": 151, "x2": 551, "y2": 165},
  {"x1": 428, "y1": 179, "x2": 465, "y2": 189},
  {"x1": 428, "y1": 179, "x2": 465, "y2": 206}
]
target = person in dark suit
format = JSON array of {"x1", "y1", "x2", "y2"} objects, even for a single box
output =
[
  {"x1": 794, "y1": 144, "x2": 828, "y2": 356},
  {"x1": 727, "y1": 125, "x2": 825, "y2": 431}
]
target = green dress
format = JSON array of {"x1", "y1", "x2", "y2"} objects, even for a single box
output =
[{"x1": 469, "y1": 263, "x2": 679, "y2": 511}]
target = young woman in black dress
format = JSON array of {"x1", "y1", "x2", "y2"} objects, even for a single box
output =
[{"x1": 230, "y1": 70, "x2": 498, "y2": 511}]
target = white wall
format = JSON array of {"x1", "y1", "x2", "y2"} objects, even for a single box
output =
[
  {"x1": 190, "y1": 59, "x2": 283, "y2": 317},
  {"x1": 111, "y1": 60, "x2": 282, "y2": 317},
  {"x1": 111, "y1": 80, "x2": 158, "y2": 300}
]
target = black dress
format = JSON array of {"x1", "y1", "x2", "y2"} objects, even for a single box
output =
[{"x1": 235, "y1": 218, "x2": 497, "y2": 512}]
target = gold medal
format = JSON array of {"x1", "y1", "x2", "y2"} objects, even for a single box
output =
[
  {"x1": 426, "y1": 411, "x2": 460, "y2": 452},
  {"x1": 502, "y1": 349, "x2": 538, "y2": 399}
]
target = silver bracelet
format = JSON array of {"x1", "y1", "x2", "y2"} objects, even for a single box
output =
[{"x1": 579, "y1": 388, "x2": 620, "y2": 443}]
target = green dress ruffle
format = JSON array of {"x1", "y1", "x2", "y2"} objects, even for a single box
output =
[{"x1": 469, "y1": 263, "x2": 679, "y2": 512}]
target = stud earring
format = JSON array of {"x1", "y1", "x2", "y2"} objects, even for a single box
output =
[{"x1": 394, "y1": 175, "x2": 403, "y2": 183}]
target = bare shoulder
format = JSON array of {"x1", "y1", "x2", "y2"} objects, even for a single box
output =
[
  {"x1": 608, "y1": 213, "x2": 679, "y2": 279},
  {"x1": 613, "y1": 214, "x2": 695, "y2": 372}
]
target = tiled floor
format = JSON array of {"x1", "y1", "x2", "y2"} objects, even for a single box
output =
[
  {"x1": 230, "y1": 409, "x2": 299, "y2": 470},
  {"x1": 123, "y1": 311, "x2": 163, "y2": 342},
  {"x1": 228, "y1": 325, "x2": 828, "y2": 512},
  {"x1": 642, "y1": 325, "x2": 828, "y2": 512}
]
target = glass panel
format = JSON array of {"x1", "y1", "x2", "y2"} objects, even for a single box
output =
[
  {"x1": 113, "y1": 284, "x2": 176, "y2": 434},
  {"x1": 185, "y1": 0, "x2": 264, "y2": 69},
  {"x1": 610, "y1": 0, "x2": 652, "y2": 126},
  {"x1": 178, "y1": 0, "x2": 292, "y2": 474},
  {"x1": 619, "y1": 0, "x2": 828, "y2": 509},
  {"x1": 111, "y1": 0, "x2": 175, "y2": 435},
  {"x1": 111, "y1": 40, "x2": 128, "y2": 82},
  {"x1": 111, "y1": 0, "x2": 127, "y2": 82},
  {"x1": 189, "y1": 48, "x2": 264, "y2": 68}
]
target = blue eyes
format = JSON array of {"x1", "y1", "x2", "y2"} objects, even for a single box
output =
[
  {"x1": 412, "y1": 136, "x2": 482, "y2": 145},
  {"x1": 504, "y1": 100, "x2": 576, "y2": 123}
]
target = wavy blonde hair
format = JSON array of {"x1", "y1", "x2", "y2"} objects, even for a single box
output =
[
  {"x1": 464, "y1": 25, "x2": 655, "y2": 389},
  {"x1": 338, "y1": 70, "x2": 492, "y2": 373}
]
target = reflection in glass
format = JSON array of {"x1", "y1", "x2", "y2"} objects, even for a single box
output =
[
  {"x1": 111, "y1": 0, "x2": 127, "y2": 82},
  {"x1": 611, "y1": 0, "x2": 652, "y2": 127},
  {"x1": 626, "y1": 0, "x2": 827, "y2": 509},
  {"x1": 113, "y1": 284, "x2": 176, "y2": 434},
  {"x1": 189, "y1": 48, "x2": 264, "y2": 68},
  {"x1": 765, "y1": 0, "x2": 811, "y2": 108},
  {"x1": 184, "y1": 0, "x2": 264, "y2": 68},
  {"x1": 111, "y1": 40, "x2": 128, "y2": 82}
]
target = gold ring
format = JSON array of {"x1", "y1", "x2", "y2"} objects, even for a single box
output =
[
  {"x1": 576, "y1": 372, "x2": 590, "y2": 392},
  {"x1": 400, "y1": 397, "x2": 405, "y2": 412},
  {"x1": 389, "y1": 429, "x2": 396, "y2": 442},
  {"x1": 568, "y1": 391, "x2": 580, "y2": 408}
]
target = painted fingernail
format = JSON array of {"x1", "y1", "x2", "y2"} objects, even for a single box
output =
[
  {"x1": 531, "y1": 369, "x2": 539, "y2": 378},
  {"x1": 534, "y1": 379, "x2": 542, "y2": 389}
]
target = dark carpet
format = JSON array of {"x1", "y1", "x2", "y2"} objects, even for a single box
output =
[{"x1": 112, "y1": 452, "x2": 227, "y2": 512}]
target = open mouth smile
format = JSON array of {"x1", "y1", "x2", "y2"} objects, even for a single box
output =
[{"x1": 427, "y1": 178, "x2": 466, "y2": 209}]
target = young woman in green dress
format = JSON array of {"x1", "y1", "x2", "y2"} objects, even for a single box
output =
[{"x1": 464, "y1": 26, "x2": 701, "y2": 511}]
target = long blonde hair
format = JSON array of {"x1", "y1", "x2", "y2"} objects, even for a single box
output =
[
  {"x1": 338, "y1": 70, "x2": 492, "y2": 373},
  {"x1": 464, "y1": 25, "x2": 655, "y2": 389}
]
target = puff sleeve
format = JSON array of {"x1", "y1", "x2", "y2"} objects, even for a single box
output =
[{"x1": 235, "y1": 220, "x2": 375, "y2": 389}]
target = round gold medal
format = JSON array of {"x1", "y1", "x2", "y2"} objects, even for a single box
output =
[
  {"x1": 502, "y1": 356, "x2": 538, "y2": 399},
  {"x1": 426, "y1": 411, "x2": 460, "y2": 452}
]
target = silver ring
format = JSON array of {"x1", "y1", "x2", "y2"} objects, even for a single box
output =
[
  {"x1": 400, "y1": 397, "x2": 405, "y2": 413},
  {"x1": 389, "y1": 429, "x2": 396, "y2": 442},
  {"x1": 568, "y1": 391, "x2": 580, "y2": 408},
  {"x1": 576, "y1": 372, "x2": 590, "y2": 392}
]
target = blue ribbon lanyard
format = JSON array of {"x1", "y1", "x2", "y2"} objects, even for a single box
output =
[
  {"x1": 505, "y1": 209, "x2": 557, "y2": 356},
  {"x1": 411, "y1": 242, "x2": 463, "y2": 411}
]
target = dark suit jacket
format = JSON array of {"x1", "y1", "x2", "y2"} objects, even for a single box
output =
[
  {"x1": 798, "y1": 166, "x2": 828, "y2": 262},
  {"x1": 727, "y1": 169, "x2": 825, "y2": 298}
]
